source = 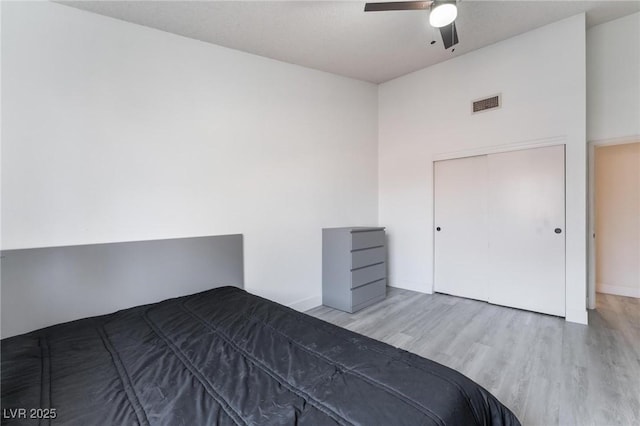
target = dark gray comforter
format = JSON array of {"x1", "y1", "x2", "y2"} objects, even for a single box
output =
[{"x1": 1, "y1": 286, "x2": 520, "y2": 425}]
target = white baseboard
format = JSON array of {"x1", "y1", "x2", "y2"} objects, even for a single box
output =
[
  {"x1": 288, "y1": 295, "x2": 322, "y2": 312},
  {"x1": 597, "y1": 283, "x2": 640, "y2": 299},
  {"x1": 388, "y1": 280, "x2": 433, "y2": 294},
  {"x1": 565, "y1": 307, "x2": 588, "y2": 325}
]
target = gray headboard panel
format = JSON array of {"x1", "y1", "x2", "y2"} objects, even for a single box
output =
[{"x1": 1, "y1": 234, "x2": 244, "y2": 338}]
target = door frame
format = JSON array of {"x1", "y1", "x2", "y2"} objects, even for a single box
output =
[
  {"x1": 432, "y1": 135, "x2": 567, "y2": 295},
  {"x1": 587, "y1": 135, "x2": 640, "y2": 309}
]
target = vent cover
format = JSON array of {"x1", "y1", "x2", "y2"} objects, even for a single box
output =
[{"x1": 472, "y1": 94, "x2": 501, "y2": 114}]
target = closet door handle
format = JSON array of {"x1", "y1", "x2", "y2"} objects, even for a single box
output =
[
  {"x1": 436, "y1": 227, "x2": 441, "y2": 232},
  {"x1": 554, "y1": 228, "x2": 562, "y2": 234}
]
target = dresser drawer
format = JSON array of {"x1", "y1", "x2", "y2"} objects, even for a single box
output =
[
  {"x1": 351, "y1": 246, "x2": 385, "y2": 270},
  {"x1": 351, "y1": 262, "x2": 386, "y2": 289},
  {"x1": 351, "y1": 279, "x2": 386, "y2": 310},
  {"x1": 351, "y1": 230, "x2": 385, "y2": 250}
]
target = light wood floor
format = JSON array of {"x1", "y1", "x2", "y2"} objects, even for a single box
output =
[{"x1": 306, "y1": 288, "x2": 640, "y2": 426}]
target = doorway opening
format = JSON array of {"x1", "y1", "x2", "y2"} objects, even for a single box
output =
[{"x1": 588, "y1": 139, "x2": 640, "y2": 310}]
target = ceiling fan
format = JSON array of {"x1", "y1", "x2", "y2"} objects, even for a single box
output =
[{"x1": 364, "y1": 1, "x2": 460, "y2": 50}]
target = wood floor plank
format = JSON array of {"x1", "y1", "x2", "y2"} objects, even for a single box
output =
[{"x1": 306, "y1": 288, "x2": 640, "y2": 426}]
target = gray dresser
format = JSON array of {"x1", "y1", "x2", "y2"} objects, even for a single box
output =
[{"x1": 322, "y1": 227, "x2": 387, "y2": 313}]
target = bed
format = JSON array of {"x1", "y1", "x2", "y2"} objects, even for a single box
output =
[{"x1": 1, "y1": 236, "x2": 519, "y2": 425}]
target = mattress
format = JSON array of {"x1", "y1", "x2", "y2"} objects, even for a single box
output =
[{"x1": 1, "y1": 286, "x2": 520, "y2": 425}]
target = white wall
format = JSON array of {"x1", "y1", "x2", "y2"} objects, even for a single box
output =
[
  {"x1": 587, "y1": 12, "x2": 640, "y2": 142},
  {"x1": 1, "y1": 2, "x2": 378, "y2": 314},
  {"x1": 595, "y1": 143, "x2": 640, "y2": 298},
  {"x1": 378, "y1": 14, "x2": 588, "y2": 323}
]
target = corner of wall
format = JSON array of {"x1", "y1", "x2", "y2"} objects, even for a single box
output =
[
  {"x1": 566, "y1": 307, "x2": 588, "y2": 325},
  {"x1": 287, "y1": 295, "x2": 322, "y2": 312}
]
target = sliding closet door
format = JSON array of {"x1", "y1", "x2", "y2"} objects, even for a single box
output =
[
  {"x1": 488, "y1": 145, "x2": 566, "y2": 316},
  {"x1": 434, "y1": 155, "x2": 489, "y2": 301}
]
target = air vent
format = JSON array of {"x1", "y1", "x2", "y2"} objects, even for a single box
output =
[{"x1": 472, "y1": 94, "x2": 501, "y2": 114}]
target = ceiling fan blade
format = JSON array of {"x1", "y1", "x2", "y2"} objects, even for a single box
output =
[
  {"x1": 364, "y1": 1, "x2": 432, "y2": 12},
  {"x1": 439, "y1": 21, "x2": 459, "y2": 49}
]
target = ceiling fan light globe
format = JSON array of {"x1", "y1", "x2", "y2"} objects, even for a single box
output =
[{"x1": 429, "y1": 3, "x2": 457, "y2": 28}]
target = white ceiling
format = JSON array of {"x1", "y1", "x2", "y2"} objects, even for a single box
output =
[{"x1": 59, "y1": 0, "x2": 640, "y2": 83}]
